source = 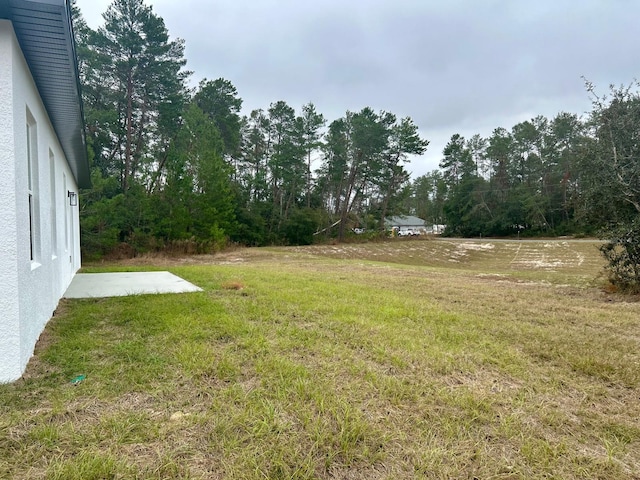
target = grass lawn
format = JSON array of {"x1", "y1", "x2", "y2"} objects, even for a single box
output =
[{"x1": 1, "y1": 239, "x2": 639, "y2": 479}]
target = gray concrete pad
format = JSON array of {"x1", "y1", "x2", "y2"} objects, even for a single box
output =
[{"x1": 63, "y1": 272, "x2": 202, "y2": 299}]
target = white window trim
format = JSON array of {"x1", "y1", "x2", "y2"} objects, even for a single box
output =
[
  {"x1": 27, "y1": 108, "x2": 41, "y2": 268},
  {"x1": 49, "y1": 149, "x2": 57, "y2": 260}
]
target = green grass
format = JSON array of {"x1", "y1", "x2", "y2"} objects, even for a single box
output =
[{"x1": 1, "y1": 239, "x2": 639, "y2": 479}]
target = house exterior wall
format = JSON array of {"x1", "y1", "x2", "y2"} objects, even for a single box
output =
[
  {"x1": 0, "y1": 20, "x2": 21, "y2": 384},
  {"x1": 0, "y1": 21, "x2": 81, "y2": 382},
  {"x1": 384, "y1": 216, "x2": 427, "y2": 233}
]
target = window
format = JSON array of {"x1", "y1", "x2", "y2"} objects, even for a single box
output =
[
  {"x1": 50, "y1": 150, "x2": 57, "y2": 258},
  {"x1": 27, "y1": 109, "x2": 40, "y2": 263},
  {"x1": 63, "y1": 173, "x2": 69, "y2": 252}
]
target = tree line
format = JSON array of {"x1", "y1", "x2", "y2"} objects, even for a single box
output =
[
  {"x1": 73, "y1": 0, "x2": 640, "y2": 290},
  {"x1": 72, "y1": 0, "x2": 428, "y2": 257},
  {"x1": 411, "y1": 84, "x2": 640, "y2": 290},
  {"x1": 413, "y1": 113, "x2": 585, "y2": 237}
]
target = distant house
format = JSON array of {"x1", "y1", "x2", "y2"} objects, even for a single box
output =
[
  {"x1": 0, "y1": 0, "x2": 90, "y2": 382},
  {"x1": 384, "y1": 215, "x2": 427, "y2": 235}
]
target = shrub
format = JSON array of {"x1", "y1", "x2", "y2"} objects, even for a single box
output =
[{"x1": 600, "y1": 221, "x2": 640, "y2": 294}]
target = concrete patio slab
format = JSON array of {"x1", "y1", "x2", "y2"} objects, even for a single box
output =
[{"x1": 63, "y1": 272, "x2": 202, "y2": 299}]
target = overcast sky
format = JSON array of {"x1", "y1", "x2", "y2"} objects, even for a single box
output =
[{"x1": 75, "y1": 0, "x2": 639, "y2": 178}]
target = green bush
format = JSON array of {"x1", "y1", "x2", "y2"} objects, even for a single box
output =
[{"x1": 600, "y1": 221, "x2": 640, "y2": 293}]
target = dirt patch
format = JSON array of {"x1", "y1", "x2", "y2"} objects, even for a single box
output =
[
  {"x1": 457, "y1": 242, "x2": 495, "y2": 251},
  {"x1": 83, "y1": 247, "x2": 275, "y2": 268}
]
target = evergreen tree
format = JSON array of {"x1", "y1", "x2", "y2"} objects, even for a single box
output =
[
  {"x1": 300, "y1": 103, "x2": 325, "y2": 207},
  {"x1": 83, "y1": 0, "x2": 189, "y2": 193},
  {"x1": 377, "y1": 116, "x2": 429, "y2": 228},
  {"x1": 440, "y1": 134, "x2": 474, "y2": 188},
  {"x1": 194, "y1": 78, "x2": 243, "y2": 161},
  {"x1": 581, "y1": 82, "x2": 640, "y2": 291}
]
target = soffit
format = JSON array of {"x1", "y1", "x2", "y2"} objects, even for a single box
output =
[{"x1": 1, "y1": 0, "x2": 90, "y2": 188}]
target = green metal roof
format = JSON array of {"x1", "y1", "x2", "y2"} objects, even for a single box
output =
[{"x1": 1, "y1": 0, "x2": 90, "y2": 188}]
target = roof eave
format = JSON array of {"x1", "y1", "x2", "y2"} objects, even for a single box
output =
[{"x1": 1, "y1": 0, "x2": 91, "y2": 188}]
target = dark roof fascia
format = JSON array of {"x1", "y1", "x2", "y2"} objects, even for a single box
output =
[{"x1": 1, "y1": 0, "x2": 91, "y2": 188}]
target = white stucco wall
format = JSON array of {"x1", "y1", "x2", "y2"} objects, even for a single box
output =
[
  {"x1": 0, "y1": 21, "x2": 82, "y2": 382},
  {"x1": 0, "y1": 20, "x2": 21, "y2": 384}
]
